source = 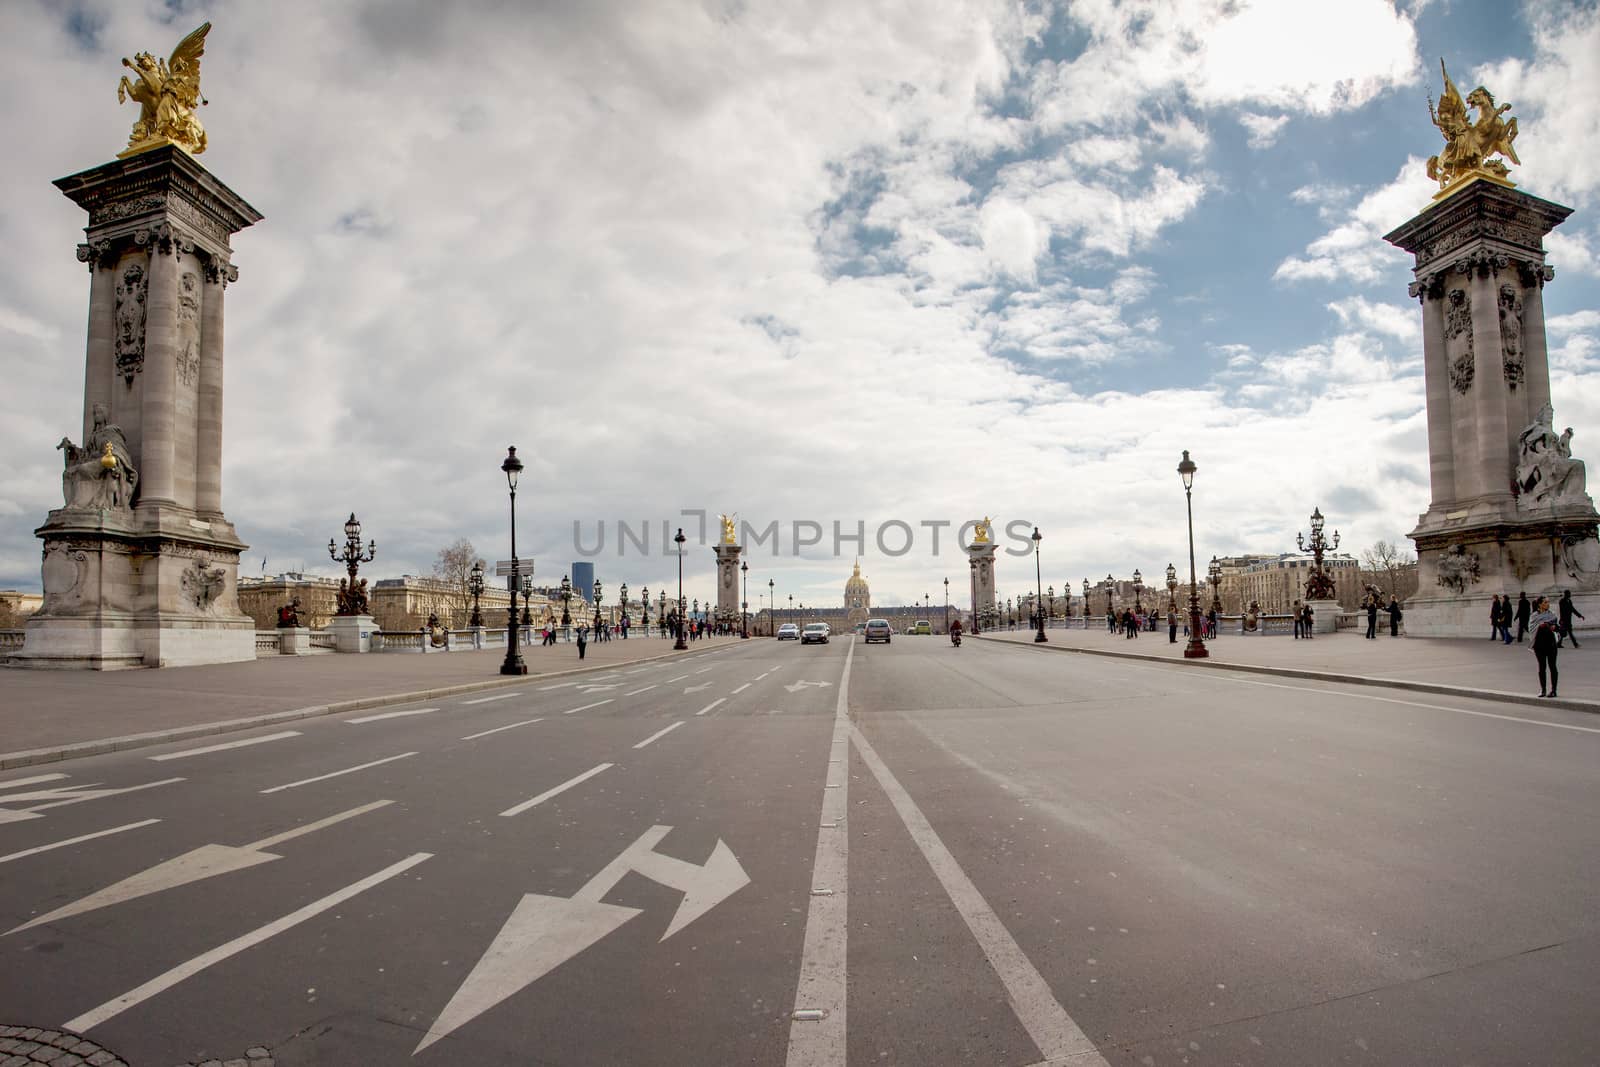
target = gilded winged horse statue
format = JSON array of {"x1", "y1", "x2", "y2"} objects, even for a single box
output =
[
  {"x1": 117, "y1": 22, "x2": 211, "y2": 157},
  {"x1": 1426, "y1": 59, "x2": 1520, "y2": 192}
]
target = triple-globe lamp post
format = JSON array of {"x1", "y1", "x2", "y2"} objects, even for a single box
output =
[
  {"x1": 1178, "y1": 449, "x2": 1209, "y2": 659},
  {"x1": 499, "y1": 446, "x2": 528, "y2": 675},
  {"x1": 673, "y1": 527, "x2": 688, "y2": 650}
]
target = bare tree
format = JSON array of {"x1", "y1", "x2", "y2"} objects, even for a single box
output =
[
  {"x1": 1361, "y1": 539, "x2": 1416, "y2": 601},
  {"x1": 434, "y1": 538, "x2": 485, "y2": 627}
]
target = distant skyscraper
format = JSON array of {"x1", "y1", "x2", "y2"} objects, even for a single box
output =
[{"x1": 572, "y1": 561, "x2": 595, "y2": 602}]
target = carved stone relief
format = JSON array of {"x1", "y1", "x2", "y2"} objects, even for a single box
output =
[
  {"x1": 1434, "y1": 543, "x2": 1480, "y2": 593},
  {"x1": 1498, "y1": 284, "x2": 1524, "y2": 390},
  {"x1": 1561, "y1": 532, "x2": 1600, "y2": 590},
  {"x1": 114, "y1": 261, "x2": 148, "y2": 386},
  {"x1": 176, "y1": 270, "x2": 201, "y2": 388},
  {"x1": 90, "y1": 194, "x2": 168, "y2": 227},
  {"x1": 182, "y1": 555, "x2": 228, "y2": 611},
  {"x1": 1444, "y1": 288, "x2": 1474, "y2": 394}
]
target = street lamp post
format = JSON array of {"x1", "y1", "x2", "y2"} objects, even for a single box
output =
[
  {"x1": 659, "y1": 591, "x2": 666, "y2": 636},
  {"x1": 1047, "y1": 584, "x2": 1055, "y2": 628},
  {"x1": 1031, "y1": 527, "x2": 1047, "y2": 643},
  {"x1": 740, "y1": 560, "x2": 749, "y2": 639},
  {"x1": 1178, "y1": 449, "x2": 1209, "y2": 659},
  {"x1": 560, "y1": 574, "x2": 572, "y2": 633},
  {"x1": 1209, "y1": 556, "x2": 1223, "y2": 615},
  {"x1": 1296, "y1": 507, "x2": 1341, "y2": 604},
  {"x1": 619, "y1": 581, "x2": 629, "y2": 637},
  {"x1": 1082, "y1": 578, "x2": 1090, "y2": 628},
  {"x1": 593, "y1": 578, "x2": 604, "y2": 637},
  {"x1": 520, "y1": 573, "x2": 533, "y2": 630},
  {"x1": 1105, "y1": 573, "x2": 1115, "y2": 618},
  {"x1": 943, "y1": 576, "x2": 949, "y2": 633},
  {"x1": 641, "y1": 585, "x2": 649, "y2": 631},
  {"x1": 1132, "y1": 568, "x2": 1143, "y2": 614},
  {"x1": 767, "y1": 578, "x2": 774, "y2": 636},
  {"x1": 1165, "y1": 562, "x2": 1177, "y2": 613},
  {"x1": 674, "y1": 527, "x2": 688, "y2": 650},
  {"x1": 467, "y1": 560, "x2": 484, "y2": 628},
  {"x1": 499, "y1": 447, "x2": 528, "y2": 675},
  {"x1": 327, "y1": 512, "x2": 377, "y2": 616}
]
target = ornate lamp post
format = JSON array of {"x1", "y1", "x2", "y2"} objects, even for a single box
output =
[
  {"x1": 520, "y1": 572, "x2": 533, "y2": 629},
  {"x1": 788, "y1": 593, "x2": 793, "y2": 630},
  {"x1": 619, "y1": 581, "x2": 629, "y2": 635},
  {"x1": 641, "y1": 585, "x2": 649, "y2": 631},
  {"x1": 593, "y1": 577, "x2": 604, "y2": 634},
  {"x1": 1208, "y1": 556, "x2": 1223, "y2": 614},
  {"x1": 467, "y1": 560, "x2": 484, "y2": 628},
  {"x1": 1047, "y1": 584, "x2": 1055, "y2": 626},
  {"x1": 1296, "y1": 507, "x2": 1341, "y2": 603},
  {"x1": 499, "y1": 446, "x2": 528, "y2": 675},
  {"x1": 1082, "y1": 578, "x2": 1090, "y2": 627},
  {"x1": 673, "y1": 527, "x2": 688, "y2": 650},
  {"x1": 328, "y1": 512, "x2": 377, "y2": 616},
  {"x1": 1178, "y1": 449, "x2": 1208, "y2": 659},
  {"x1": 767, "y1": 577, "x2": 774, "y2": 636},
  {"x1": 943, "y1": 576, "x2": 949, "y2": 632},
  {"x1": 1165, "y1": 562, "x2": 1177, "y2": 613},
  {"x1": 1132, "y1": 568, "x2": 1143, "y2": 614},
  {"x1": 740, "y1": 560, "x2": 749, "y2": 639},
  {"x1": 1031, "y1": 527, "x2": 1047, "y2": 643},
  {"x1": 560, "y1": 574, "x2": 572, "y2": 629},
  {"x1": 1105, "y1": 573, "x2": 1115, "y2": 617}
]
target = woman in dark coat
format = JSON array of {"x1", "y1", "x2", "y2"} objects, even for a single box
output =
[{"x1": 1531, "y1": 597, "x2": 1560, "y2": 698}]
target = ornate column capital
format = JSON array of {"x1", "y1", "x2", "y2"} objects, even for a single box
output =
[{"x1": 75, "y1": 239, "x2": 118, "y2": 272}]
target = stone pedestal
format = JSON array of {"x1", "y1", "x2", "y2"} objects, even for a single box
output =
[
  {"x1": 327, "y1": 615, "x2": 374, "y2": 654},
  {"x1": 1386, "y1": 181, "x2": 1599, "y2": 636},
  {"x1": 10, "y1": 147, "x2": 262, "y2": 669},
  {"x1": 966, "y1": 539, "x2": 997, "y2": 631},
  {"x1": 1307, "y1": 598, "x2": 1339, "y2": 634},
  {"x1": 714, "y1": 543, "x2": 742, "y2": 623},
  {"x1": 278, "y1": 627, "x2": 310, "y2": 655}
]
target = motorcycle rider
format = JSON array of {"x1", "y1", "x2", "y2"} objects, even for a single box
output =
[{"x1": 949, "y1": 617, "x2": 963, "y2": 646}]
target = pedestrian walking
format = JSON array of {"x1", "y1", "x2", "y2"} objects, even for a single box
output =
[
  {"x1": 1558, "y1": 590, "x2": 1584, "y2": 648},
  {"x1": 1531, "y1": 596, "x2": 1560, "y2": 697},
  {"x1": 576, "y1": 625, "x2": 588, "y2": 660},
  {"x1": 1515, "y1": 592, "x2": 1531, "y2": 644},
  {"x1": 1365, "y1": 596, "x2": 1378, "y2": 639},
  {"x1": 1293, "y1": 600, "x2": 1303, "y2": 639},
  {"x1": 1499, "y1": 595, "x2": 1513, "y2": 644},
  {"x1": 1489, "y1": 595, "x2": 1502, "y2": 641},
  {"x1": 1387, "y1": 596, "x2": 1403, "y2": 637},
  {"x1": 1168, "y1": 609, "x2": 1178, "y2": 643}
]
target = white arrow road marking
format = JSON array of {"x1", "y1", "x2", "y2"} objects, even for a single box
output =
[
  {"x1": 9, "y1": 800, "x2": 393, "y2": 934},
  {"x1": 0, "y1": 819, "x2": 161, "y2": 868},
  {"x1": 64, "y1": 851, "x2": 431, "y2": 1034},
  {"x1": 562, "y1": 699, "x2": 613, "y2": 716},
  {"x1": 415, "y1": 825, "x2": 748, "y2": 1054},
  {"x1": 683, "y1": 683, "x2": 712, "y2": 694},
  {"x1": 260, "y1": 753, "x2": 415, "y2": 794},
  {"x1": 0, "y1": 773, "x2": 69, "y2": 791},
  {"x1": 499, "y1": 763, "x2": 613, "y2": 816},
  {"x1": 149, "y1": 731, "x2": 301, "y2": 761},
  {"x1": 460, "y1": 718, "x2": 543, "y2": 741},
  {"x1": 784, "y1": 680, "x2": 834, "y2": 694},
  {"x1": 0, "y1": 777, "x2": 185, "y2": 826},
  {"x1": 346, "y1": 708, "x2": 437, "y2": 724},
  {"x1": 632, "y1": 722, "x2": 684, "y2": 750},
  {"x1": 461, "y1": 692, "x2": 521, "y2": 706}
]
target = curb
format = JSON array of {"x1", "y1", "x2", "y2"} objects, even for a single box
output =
[
  {"x1": 972, "y1": 634, "x2": 1600, "y2": 716},
  {"x1": 0, "y1": 641, "x2": 743, "y2": 771}
]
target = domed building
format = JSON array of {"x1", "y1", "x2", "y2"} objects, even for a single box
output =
[{"x1": 844, "y1": 560, "x2": 871, "y2": 628}]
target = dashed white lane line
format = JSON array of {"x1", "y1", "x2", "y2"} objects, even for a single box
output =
[
  {"x1": 850, "y1": 724, "x2": 1107, "y2": 1066},
  {"x1": 63, "y1": 851, "x2": 433, "y2": 1033},
  {"x1": 0, "y1": 773, "x2": 70, "y2": 792},
  {"x1": 498, "y1": 763, "x2": 614, "y2": 816},
  {"x1": 732, "y1": 683, "x2": 752, "y2": 694},
  {"x1": 149, "y1": 731, "x2": 301, "y2": 761},
  {"x1": 632, "y1": 722, "x2": 685, "y2": 749},
  {"x1": 345, "y1": 708, "x2": 437, "y2": 724},
  {"x1": 665, "y1": 674, "x2": 690, "y2": 683},
  {"x1": 625, "y1": 685, "x2": 658, "y2": 696},
  {"x1": 0, "y1": 819, "x2": 162, "y2": 866},
  {"x1": 1221, "y1": 676, "x2": 1600, "y2": 734},
  {"x1": 460, "y1": 718, "x2": 544, "y2": 741},
  {"x1": 693, "y1": 666, "x2": 715, "y2": 675},
  {"x1": 563, "y1": 699, "x2": 614, "y2": 716},
  {"x1": 695, "y1": 699, "x2": 725, "y2": 717},
  {"x1": 786, "y1": 637, "x2": 853, "y2": 1066},
  {"x1": 539, "y1": 681, "x2": 580, "y2": 691},
  {"x1": 461, "y1": 692, "x2": 521, "y2": 706},
  {"x1": 259, "y1": 753, "x2": 417, "y2": 794},
  {"x1": 754, "y1": 671, "x2": 773, "y2": 681}
]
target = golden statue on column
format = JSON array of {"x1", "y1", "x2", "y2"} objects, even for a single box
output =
[
  {"x1": 1426, "y1": 59, "x2": 1520, "y2": 196},
  {"x1": 117, "y1": 22, "x2": 211, "y2": 157}
]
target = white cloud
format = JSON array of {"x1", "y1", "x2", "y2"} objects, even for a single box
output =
[
  {"x1": 1238, "y1": 113, "x2": 1290, "y2": 149},
  {"x1": 1328, "y1": 296, "x2": 1421, "y2": 346},
  {"x1": 1545, "y1": 229, "x2": 1599, "y2": 278},
  {"x1": 1275, "y1": 160, "x2": 1438, "y2": 285}
]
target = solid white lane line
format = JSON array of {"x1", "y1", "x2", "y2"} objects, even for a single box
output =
[
  {"x1": 625, "y1": 685, "x2": 657, "y2": 696},
  {"x1": 538, "y1": 681, "x2": 580, "y2": 691},
  {"x1": 461, "y1": 692, "x2": 521, "y2": 706},
  {"x1": 850, "y1": 724, "x2": 1106, "y2": 1065},
  {"x1": 148, "y1": 731, "x2": 301, "y2": 761},
  {"x1": 0, "y1": 819, "x2": 162, "y2": 866},
  {"x1": 1222, "y1": 677, "x2": 1600, "y2": 734},
  {"x1": 259, "y1": 753, "x2": 417, "y2": 794},
  {"x1": 665, "y1": 674, "x2": 690, "y2": 683},
  {"x1": 63, "y1": 852, "x2": 432, "y2": 1033},
  {"x1": 786, "y1": 637, "x2": 853, "y2": 1066},
  {"x1": 245, "y1": 799, "x2": 394, "y2": 852},
  {"x1": 563, "y1": 699, "x2": 614, "y2": 716},
  {"x1": 498, "y1": 763, "x2": 613, "y2": 816},
  {"x1": 345, "y1": 707, "x2": 437, "y2": 724},
  {"x1": 460, "y1": 718, "x2": 544, "y2": 741},
  {"x1": 0, "y1": 773, "x2": 70, "y2": 792},
  {"x1": 732, "y1": 683, "x2": 751, "y2": 694},
  {"x1": 632, "y1": 722, "x2": 684, "y2": 749},
  {"x1": 695, "y1": 699, "x2": 725, "y2": 717}
]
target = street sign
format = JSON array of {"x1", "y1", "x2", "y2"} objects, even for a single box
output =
[{"x1": 494, "y1": 560, "x2": 518, "y2": 576}]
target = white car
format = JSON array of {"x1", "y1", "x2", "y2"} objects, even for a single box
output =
[
  {"x1": 801, "y1": 622, "x2": 831, "y2": 645},
  {"x1": 777, "y1": 623, "x2": 800, "y2": 640}
]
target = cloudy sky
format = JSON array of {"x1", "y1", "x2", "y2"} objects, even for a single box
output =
[{"x1": 1, "y1": 0, "x2": 1597, "y2": 613}]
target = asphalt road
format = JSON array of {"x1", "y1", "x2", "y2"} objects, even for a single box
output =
[{"x1": 2, "y1": 635, "x2": 1597, "y2": 1065}]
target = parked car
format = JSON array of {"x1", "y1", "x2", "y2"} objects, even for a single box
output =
[
  {"x1": 864, "y1": 618, "x2": 891, "y2": 644},
  {"x1": 777, "y1": 623, "x2": 800, "y2": 640},
  {"x1": 801, "y1": 622, "x2": 830, "y2": 645}
]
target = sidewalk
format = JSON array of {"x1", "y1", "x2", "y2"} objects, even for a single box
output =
[
  {"x1": 977, "y1": 625, "x2": 1599, "y2": 711},
  {"x1": 0, "y1": 635, "x2": 747, "y2": 770}
]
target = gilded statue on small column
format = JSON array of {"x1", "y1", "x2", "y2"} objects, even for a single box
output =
[
  {"x1": 117, "y1": 22, "x2": 211, "y2": 158},
  {"x1": 1425, "y1": 59, "x2": 1520, "y2": 194}
]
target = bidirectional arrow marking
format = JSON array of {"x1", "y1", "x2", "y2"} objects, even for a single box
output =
[
  {"x1": 7, "y1": 800, "x2": 392, "y2": 935},
  {"x1": 683, "y1": 682, "x2": 713, "y2": 694},
  {"x1": 415, "y1": 824, "x2": 750, "y2": 1054},
  {"x1": 784, "y1": 680, "x2": 834, "y2": 693},
  {"x1": 0, "y1": 777, "x2": 185, "y2": 826}
]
